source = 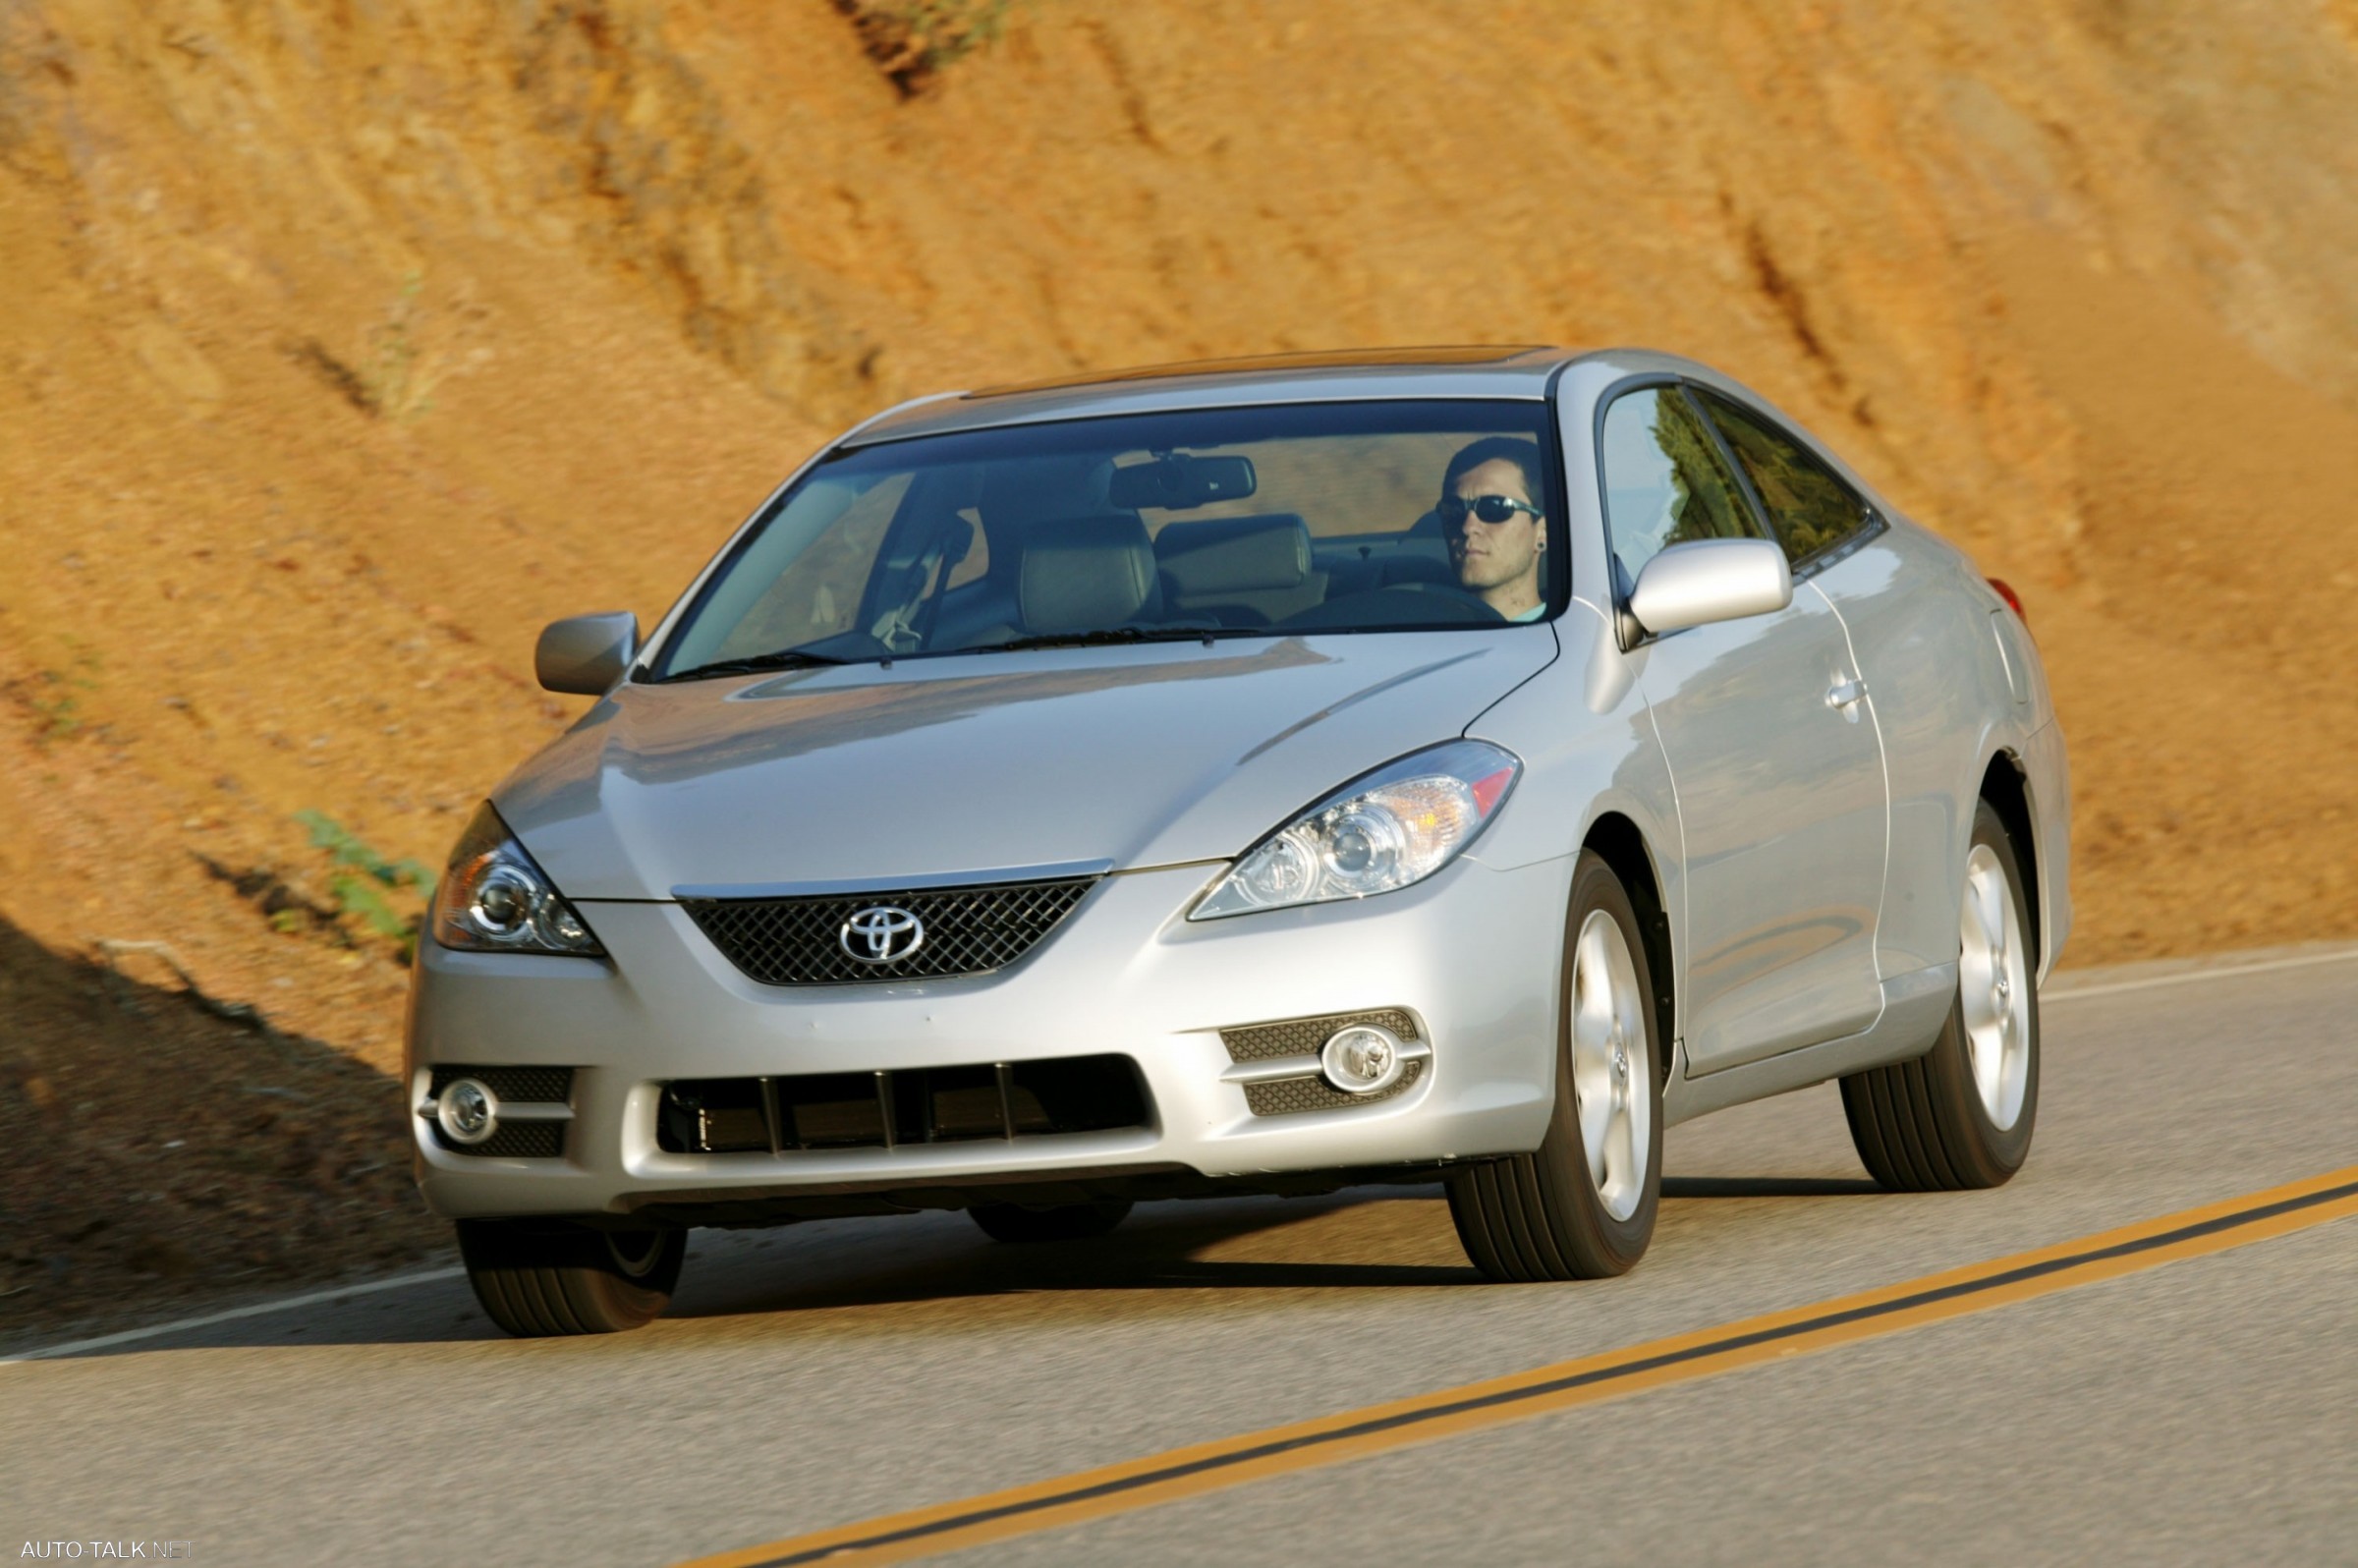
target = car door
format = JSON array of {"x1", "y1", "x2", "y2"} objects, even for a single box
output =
[
  {"x1": 1600, "y1": 383, "x2": 1888, "y2": 1073},
  {"x1": 1695, "y1": 388, "x2": 2000, "y2": 981}
]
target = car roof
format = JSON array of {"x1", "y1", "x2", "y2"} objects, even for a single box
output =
[{"x1": 840, "y1": 346, "x2": 1688, "y2": 448}]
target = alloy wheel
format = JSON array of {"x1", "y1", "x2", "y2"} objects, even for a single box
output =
[
  {"x1": 1957, "y1": 842, "x2": 2032, "y2": 1131},
  {"x1": 1569, "y1": 910, "x2": 1653, "y2": 1221}
]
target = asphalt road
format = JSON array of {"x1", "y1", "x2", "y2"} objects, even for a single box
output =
[{"x1": 6, "y1": 946, "x2": 2356, "y2": 1567}]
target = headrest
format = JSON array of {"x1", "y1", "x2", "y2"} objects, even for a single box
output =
[
  {"x1": 1019, "y1": 514, "x2": 1158, "y2": 633},
  {"x1": 1153, "y1": 513, "x2": 1312, "y2": 596}
]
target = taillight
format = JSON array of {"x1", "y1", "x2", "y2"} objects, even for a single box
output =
[{"x1": 1988, "y1": 577, "x2": 2027, "y2": 626}]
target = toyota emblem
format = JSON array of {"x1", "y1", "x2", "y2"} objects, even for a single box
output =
[{"x1": 841, "y1": 905, "x2": 925, "y2": 965}]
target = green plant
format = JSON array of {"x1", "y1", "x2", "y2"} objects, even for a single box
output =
[
  {"x1": 294, "y1": 810, "x2": 435, "y2": 957},
  {"x1": 28, "y1": 644, "x2": 100, "y2": 741}
]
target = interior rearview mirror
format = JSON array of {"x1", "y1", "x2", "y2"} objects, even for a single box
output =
[
  {"x1": 535, "y1": 611, "x2": 641, "y2": 696},
  {"x1": 1626, "y1": 538, "x2": 1792, "y2": 642},
  {"x1": 1107, "y1": 453, "x2": 1257, "y2": 511}
]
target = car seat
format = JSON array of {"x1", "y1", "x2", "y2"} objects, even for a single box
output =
[{"x1": 1153, "y1": 513, "x2": 1324, "y2": 626}]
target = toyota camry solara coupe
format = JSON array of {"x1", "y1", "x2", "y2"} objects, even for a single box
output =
[{"x1": 407, "y1": 346, "x2": 2069, "y2": 1336}]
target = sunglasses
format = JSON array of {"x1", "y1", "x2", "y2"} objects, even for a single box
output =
[{"x1": 1439, "y1": 494, "x2": 1544, "y2": 527}]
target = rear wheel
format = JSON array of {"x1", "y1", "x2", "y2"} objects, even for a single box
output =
[
  {"x1": 1841, "y1": 800, "x2": 2040, "y2": 1190},
  {"x1": 969, "y1": 1201, "x2": 1132, "y2": 1244},
  {"x1": 457, "y1": 1219, "x2": 687, "y2": 1337},
  {"x1": 1448, "y1": 850, "x2": 1662, "y2": 1280}
]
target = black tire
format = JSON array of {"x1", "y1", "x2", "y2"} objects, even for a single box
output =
[
  {"x1": 968, "y1": 1201, "x2": 1133, "y2": 1244},
  {"x1": 1841, "y1": 800, "x2": 2040, "y2": 1191},
  {"x1": 457, "y1": 1219, "x2": 687, "y2": 1337},
  {"x1": 1448, "y1": 850, "x2": 1663, "y2": 1280}
]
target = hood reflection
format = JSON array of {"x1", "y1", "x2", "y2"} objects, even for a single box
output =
[{"x1": 492, "y1": 631, "x2": 1557, "y2": 899}]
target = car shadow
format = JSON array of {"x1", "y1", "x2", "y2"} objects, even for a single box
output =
[
  {"x1": 665, "y1": 1189, "x2": 1483, "y2": 1330},
  {"x1": 668, "y1": 1171, "x2": 1885, "y2": 1332},
  {"x1": 1663, "y1": 1176, "x2": 1882, "y2": 1198}
]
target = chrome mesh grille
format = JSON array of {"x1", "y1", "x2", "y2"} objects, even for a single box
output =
[
  {"x1": 1244, "y1": 1059, "x2": 1424, "y2": 1116},
  {"x1": 454, "y1": 1122, "x2": 567, "y2": 1158},
  {"x1": 428, "y1": 1065, "x2": 574, "y2": 1105},
  {"x1": 1220, "y1": 1009, "x2": 1422, "y2": 1063},
  {"x1": 681, "y1": 876, "x2": 1097, "y2": 985}
]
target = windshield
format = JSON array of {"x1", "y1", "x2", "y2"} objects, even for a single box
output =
[{"x1": 654, "y1": 399, "x2": 1563, "y2": 678}]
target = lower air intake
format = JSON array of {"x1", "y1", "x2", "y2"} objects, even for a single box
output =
[{"x1": 658, "y1": 1055, "x2": 1150, "y2": 1154}]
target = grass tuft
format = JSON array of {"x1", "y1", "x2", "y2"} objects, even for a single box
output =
[
  {"x1": 293, "y1": 811, "x2": 436, "y2": 959},
  {"x1": 16, "y1": 644, "x2": 102, "y2": 744}
]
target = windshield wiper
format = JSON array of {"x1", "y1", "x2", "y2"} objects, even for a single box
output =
[
  {"x1": 982, "y1": 627, "x2": 1232, "y2": 654},
  {"x1": 656, "y1": 648, "x2": 857, "y2": 682}
]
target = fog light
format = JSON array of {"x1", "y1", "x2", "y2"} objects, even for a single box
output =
[
  {"x1": 1320, "y1": 1024, "x2": 1407, "y2": 1094},
  {"x1": 437, "y1": 1077, "x2": 501, "y2": 1146}
]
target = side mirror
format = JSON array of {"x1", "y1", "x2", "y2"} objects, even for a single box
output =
[
  {"x1": 1626, "y1": 538, "x2": 1791, "y2": 641},
  {"x1": 534, "y1": 612, "x2": 640, "y2": 696}
]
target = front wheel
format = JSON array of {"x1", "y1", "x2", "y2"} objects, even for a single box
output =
[
  {"x1": 457, "y1": 1219, "x2": 687, "y2": 1337},
  {"x1": 1448, "y1": 850, "x2": 1662, "y2": 1280},
  {"x1": 1841, "y1": 799, "x2": 2040, "y2": 1190}
]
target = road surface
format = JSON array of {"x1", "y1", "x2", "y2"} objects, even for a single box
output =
[{"x1": 6, "y1": 946, "x2": 2355, "y2": 1566}]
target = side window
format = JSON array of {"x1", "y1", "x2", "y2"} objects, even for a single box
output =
[
  {"x1": 1694, "y1": 391, "x2": 1870, "y2": 569},
  {"x1": 1599, "y1": 386, "x2": 1765, "y2": 593}
]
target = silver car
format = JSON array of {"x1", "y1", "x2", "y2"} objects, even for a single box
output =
[{"x1": 407, "y1": 347, "x2": 2068, "y2": 1336}]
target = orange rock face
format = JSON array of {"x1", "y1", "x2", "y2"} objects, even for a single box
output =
[{"x1": 2, "y1": 0, "x2": 2355, "y2": 1091}]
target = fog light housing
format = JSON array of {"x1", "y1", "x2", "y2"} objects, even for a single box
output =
[
  {"x1": 436, "y1": 1077, "x2": 501, "y2": 1147},
  {"x1": 1320, "y1": 1024, "x2": 1407, "y2": 1095}
]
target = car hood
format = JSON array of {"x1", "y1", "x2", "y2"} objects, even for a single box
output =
[{"x1": 496, "y1": 631, "x2": 1558, "y2": 900}]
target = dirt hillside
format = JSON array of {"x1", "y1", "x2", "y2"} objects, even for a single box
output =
[{"x1": 3, "y1": 0, "x2": 2356, "y2": 1329}]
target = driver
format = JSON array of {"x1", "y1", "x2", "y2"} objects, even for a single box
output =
[{"x1": 1437, "y1": 437, "x2": 1549, "y2": 621}]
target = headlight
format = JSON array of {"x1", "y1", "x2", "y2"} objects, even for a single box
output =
[
  {"x1": 1191, "y1": 740, "x2": 1521, "y2": 920},
  {"x1": 430, "y1": 803, "x2": 605, "y2": 956}
]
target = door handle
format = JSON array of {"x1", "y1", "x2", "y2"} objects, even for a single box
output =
[{"x1": 1825, "y1": 677, "x2": 1868, "y2": 709}]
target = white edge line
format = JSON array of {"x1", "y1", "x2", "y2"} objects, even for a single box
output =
[
  {"x1": 2045, "y1": 947, "x2": 2358, "y2": 1004},
  {"x1": 1, "y1": 1264, "x2": 466, "y2": 1366}
]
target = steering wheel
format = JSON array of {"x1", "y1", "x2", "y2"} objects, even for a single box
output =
[
  {"x1": 1383, "y1": 580, "x2": 1508, "y2": 619},
  {"x1": 1273, "y1": 583, "x2": 1507, "y2": 632}
]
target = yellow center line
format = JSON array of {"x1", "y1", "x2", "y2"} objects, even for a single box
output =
[{"x1": 677, "y1": 1165, "x2": 2358, "y2": 1568}]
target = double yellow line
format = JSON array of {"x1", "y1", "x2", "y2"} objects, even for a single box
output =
[{"x1": 682, "y1": 1165, "x2": 2358, "y2": 1567}]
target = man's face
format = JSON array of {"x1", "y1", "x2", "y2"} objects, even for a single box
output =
[{"x1": 1443, "y1": 458, "x2": 1545, "y2": 602}]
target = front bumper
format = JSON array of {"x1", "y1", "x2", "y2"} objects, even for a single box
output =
[{"x1": 405, "y1": 857, "x2": 1570, "y2": 1221}]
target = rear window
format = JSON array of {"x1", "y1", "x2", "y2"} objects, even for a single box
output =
[{"x1": 656, "y1": 400, "x2": 1564, "y2": 678}]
